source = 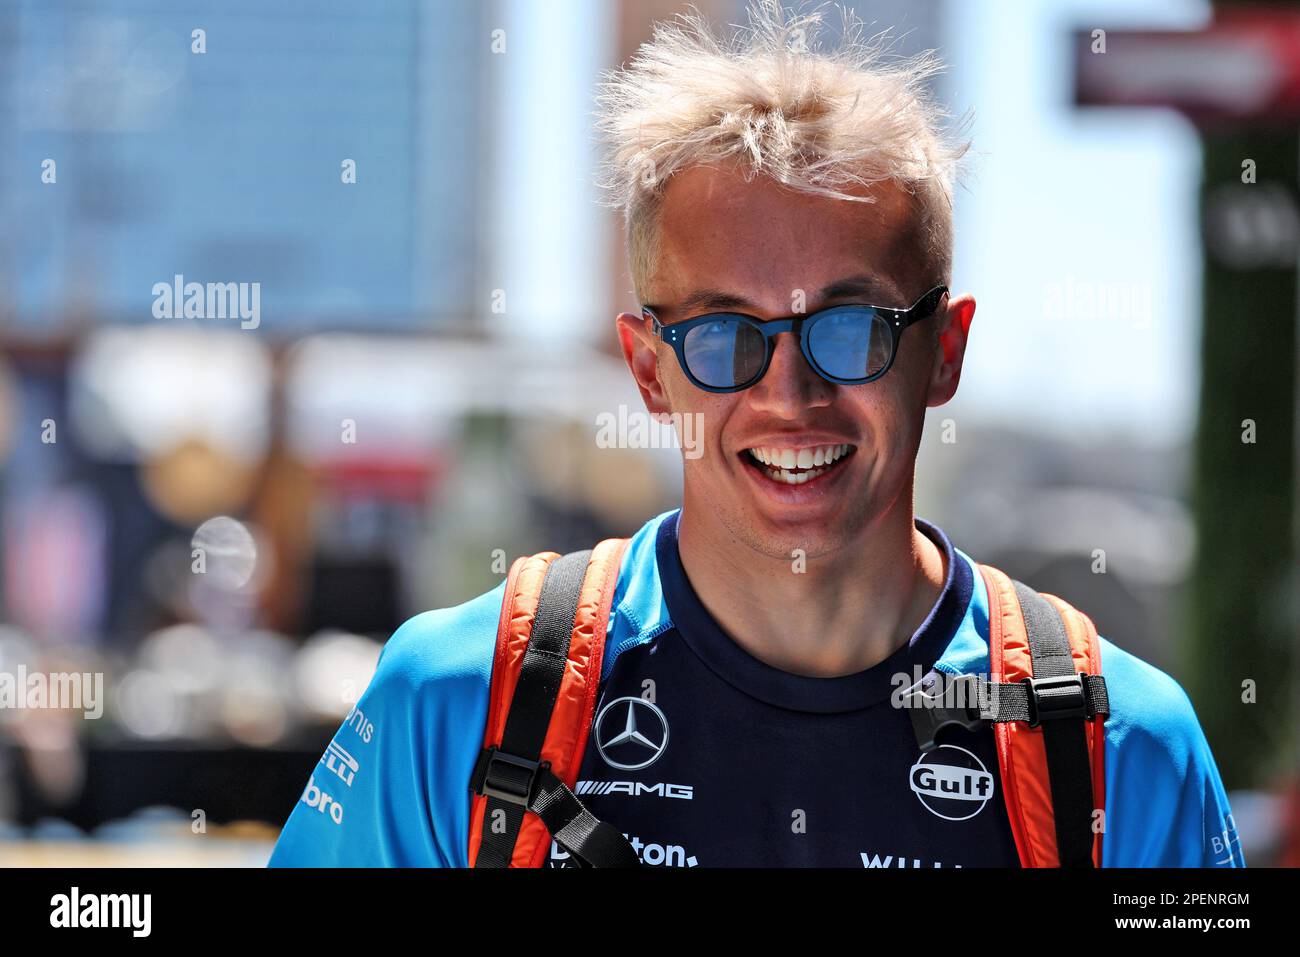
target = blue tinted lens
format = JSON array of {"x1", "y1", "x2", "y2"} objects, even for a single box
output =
[
  {"x1": 806, "y1": 306, "x2": 892, "y2": 381},
  {"x1": 682, "y1": 317, "x2": 766, "y2": 388}
]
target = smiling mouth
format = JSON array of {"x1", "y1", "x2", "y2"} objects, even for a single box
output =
[{"x1": 742, "y1": 443, "x2": 857, "y2": 486}]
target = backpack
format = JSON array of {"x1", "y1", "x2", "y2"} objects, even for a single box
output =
[{"x1": 468, "y1": 538, "x2": 1111, "y2": 868}]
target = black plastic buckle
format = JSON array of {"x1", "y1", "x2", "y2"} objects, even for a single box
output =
[
  {"x1": 471, "y1": 746, "x2": 548, "y2": 807},
  {"x1": 1022, "y1": 673, "x2": 1089, "y2": 728},
  {"x1": 907, "y1": 673, "x2": 994, "y2": 752}
]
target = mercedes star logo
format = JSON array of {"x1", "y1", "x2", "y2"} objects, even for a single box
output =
[{"x1": 594, "y1": 696, "x2": 669, "y2": 771}]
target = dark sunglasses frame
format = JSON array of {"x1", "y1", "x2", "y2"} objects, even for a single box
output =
[{"x1": 642, "y1": 284, "x2": 949, "y2": 393}]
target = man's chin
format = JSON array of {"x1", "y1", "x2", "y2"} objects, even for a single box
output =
[
  {"x1": 721, "y1": 469, "x2": 872, "y2": 563},
  {"x1": 731, "y1": 520, "x2": 855, "y2": 565}
]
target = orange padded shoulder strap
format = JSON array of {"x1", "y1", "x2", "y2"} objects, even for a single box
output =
[
  {"x1": 979, "y1": 564, "x2": 1107, "y2": 868},
  {"x1": 468, "y1": 537, "x2": 629, "y2": 868}
]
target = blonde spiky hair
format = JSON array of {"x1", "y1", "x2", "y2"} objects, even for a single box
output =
[{"x1": 595, "y1": 0, "x2": 969, "y2": 302}]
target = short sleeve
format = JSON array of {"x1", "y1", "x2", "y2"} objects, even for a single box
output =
[
  {"x1": 268, "y1": 581, "x2": 503, "y2": 867},
  {"x1": 1099, "y1": 638, "x2": 1244, "y2": 867}
]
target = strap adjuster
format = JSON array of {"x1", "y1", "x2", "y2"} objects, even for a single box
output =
[
  {"x1": 1023, "y1": 673, "x2": 1089, "y2": 727},
  {"x1": 907, "y1": 673, "x2": 995, "y2": 752},
  {"x1": 471, "y1": 746, "x2": 548, "y2": 807}
]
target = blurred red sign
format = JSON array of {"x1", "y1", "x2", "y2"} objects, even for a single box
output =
[{"x1": 1075, "y1": 10, "x2": 1300, "y2": 125}]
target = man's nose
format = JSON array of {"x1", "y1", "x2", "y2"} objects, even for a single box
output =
[{"x1": 744, "y1": 328, "x2": 835, "y2": 415}]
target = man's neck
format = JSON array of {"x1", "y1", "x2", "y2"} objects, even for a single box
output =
[{"x1": 674, "y1": 499, "x2": 948, "y2": 678}]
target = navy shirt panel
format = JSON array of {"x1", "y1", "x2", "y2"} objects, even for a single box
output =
[{"x1": 553, "y1": 510, "x2": 1022, "y2": 868}]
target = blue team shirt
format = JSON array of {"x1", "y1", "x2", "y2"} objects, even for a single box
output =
[{"x1": 268, "y1": 508, "x2": 1245, "y2": 868}]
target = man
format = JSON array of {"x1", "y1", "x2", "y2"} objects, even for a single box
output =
[{"x1": 269, "y1": 1, "x2": 1241, "y2": 868}]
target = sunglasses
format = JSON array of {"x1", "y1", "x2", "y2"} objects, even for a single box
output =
[{"x1": 643, "y1": 285, "x2": 948, "y2": 394}]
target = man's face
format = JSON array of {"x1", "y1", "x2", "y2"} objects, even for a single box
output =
[{"x1": 618, "y1": 164, "x2": 973, "y2": 562}]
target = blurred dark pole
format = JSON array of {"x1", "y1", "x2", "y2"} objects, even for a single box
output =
[
  {"x1": 1075, "y1": 7, "x2": 1299, "y2": 788},
  {"x1": 1189, "y1": 1, "x2": 1299, "y2": 791},
  {"x1": 1192, "y1": 126, "x2": 1296, "y2": 789}
]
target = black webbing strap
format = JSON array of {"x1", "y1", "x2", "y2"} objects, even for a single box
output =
[
  {"x1": 473, "y1": 550, "x2": 590, "y2": 868},
  {"x1": 1012, "y1": 581, "x2": 1097, "y2": 868},
  {"x1": 472, "y1": 550, "x2": 641, "y2": 868},
  {"x1": 985, "y1": 675, "x2": 1110, "y2": 725},
  {"x1": 907, "y1": 672, "x2": 1108, "y2": 749},
  {"x1": 531, "y1": 766, "x2": 642, "y2": 867}
]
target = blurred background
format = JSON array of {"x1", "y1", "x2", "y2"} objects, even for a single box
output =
[{"x1": 0, "y1": 0, "x2": 1296, "y2": 866}]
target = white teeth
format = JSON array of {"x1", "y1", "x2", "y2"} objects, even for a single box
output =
[
  {"x1": 771, "y1": 467, "x2": 825, "y2": 485},
  {"x1": 744, "y1": 443, "x2": 855, "y2": 484}
]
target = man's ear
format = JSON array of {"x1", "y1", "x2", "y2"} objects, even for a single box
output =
[
  {"x1": 925, "y1": 293, "x2": 975, "y2": 408},
  {"x1": 616, "y1": 311, "x2": 673, "y2": 415}
]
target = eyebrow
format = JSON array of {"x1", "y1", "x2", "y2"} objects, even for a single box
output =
[{"x1": 651, "y1": 274, "x2": 897, "y2": 318}]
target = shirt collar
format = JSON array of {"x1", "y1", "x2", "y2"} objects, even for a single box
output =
[{"x1": 653, "y1": 508, "x2": 974, "y2": 713}]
